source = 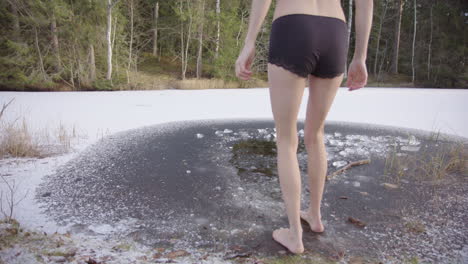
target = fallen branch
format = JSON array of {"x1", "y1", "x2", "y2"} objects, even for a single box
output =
[
  {"x1": 327, "y1": 159, "x2": 371, "y2": 180},
  {"x1": 0, "y1": 98, "x2": 15, "y2": 120}
]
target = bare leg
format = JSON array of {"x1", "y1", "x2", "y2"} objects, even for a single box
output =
[
  {"x1": 300, "y1": 73, "x2": 343, "y2": 233},
  {"x1": 267, "y1": 63, "x2": 306, "y2": 254}
]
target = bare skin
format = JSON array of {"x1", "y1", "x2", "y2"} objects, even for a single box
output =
[{"x1": 235, "y1": 0, "x2": 373, "y2": 254}]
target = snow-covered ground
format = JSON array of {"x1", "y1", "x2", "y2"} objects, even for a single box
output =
[
  {"x1": 1, "y1": 87, "x2": 467, "y2": 144},
  {"x1": 0, "y1": 87, "x2": 467, "y2": 263}
]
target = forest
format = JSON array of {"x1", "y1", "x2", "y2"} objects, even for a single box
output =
[{"x1": 0, "y1": 0, "x2": 467, "y2": 91}]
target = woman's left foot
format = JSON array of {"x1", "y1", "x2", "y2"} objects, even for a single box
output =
[{"x1": 272, "y1": 228, "x2": 304, "y2": 254}]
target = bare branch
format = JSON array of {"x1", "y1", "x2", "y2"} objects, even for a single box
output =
[{"x1": 0, "y1": 98, "x2": 15, "y2": 120}]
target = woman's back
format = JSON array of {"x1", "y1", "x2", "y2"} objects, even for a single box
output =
[{"x1": 273, "y1": 0, "x2": 346, "y2": 23}]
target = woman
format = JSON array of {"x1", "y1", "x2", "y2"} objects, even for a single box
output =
[{"x1": 235, "y1": 0, "x2": 373, "y2": 254}]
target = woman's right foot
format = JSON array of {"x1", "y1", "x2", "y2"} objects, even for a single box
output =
[
  {"x1": 300, "y1": 210, "x2": 325, "y2": 233},
  {"x1": 272, "y1": 228, "x2": 304, "y2": 254}
]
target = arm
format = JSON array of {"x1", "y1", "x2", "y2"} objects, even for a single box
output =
[
  {"x1": 353, "y1": 0, "x2": 373, "y2": 61},
  {"x1": 347, "y1": 0, "x2": 373, "y2": 90},
  {"x1": 244, "y1": 0, "x2": 272, "y2": 45},
  {"x1": 236, "y1": 0, "x2": 272, "y2": 80}
]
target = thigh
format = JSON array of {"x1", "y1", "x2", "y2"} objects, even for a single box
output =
[
  {"x1": 267, "y1": 63, "x2": 306, "y2": 139},
  {"x1": 304, "y1": 74, "x2": 343, "y2": 138}
]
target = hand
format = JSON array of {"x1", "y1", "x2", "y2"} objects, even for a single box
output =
[
  {"x1": 346, "y1": 58, "x2": 368, "y2": 91},
  {"x1": 235, "y1": 42, "x2": 255, "y2": 80}
]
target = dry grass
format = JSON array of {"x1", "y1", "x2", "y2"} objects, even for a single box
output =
[
  {"x1": 170, "y1": 77, "x2": 268, "y2": 90},
  {"x1": 119, "y1": 71, "x2": 173, "y2": 90},
  {"x1": 0, "y1": 117, "x2": 42, "y2": 158},
  {"x1": 117, "y1": 71, "x2": 270, "y2": 90},
  {"x1": 384, "y1": 136, "x2": 468, "y2": 183},
  {"x1": 0, "y1": 98, "x2": 80, "y2": 159},
  {"x1": 170, "y1": 78, "x2": 240, "y2": 90}
]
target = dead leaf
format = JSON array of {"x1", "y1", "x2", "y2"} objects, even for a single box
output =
[
  {"x1": 382, "y1": 183, "x2": 398, "y2": 189},
  {"x1": 154, "y1": 247, "x2": 165, "y2": 253},
  {"x1": 348, "y1": 216, "x2": 366, "y2": 228},
  {"x1": 165, "y1": 250, "x2": 189, "y2": 259}
]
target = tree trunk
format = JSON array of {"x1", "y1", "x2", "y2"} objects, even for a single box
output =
[
  {"x1": 112, "y1": 15, "x2": 117, "y2": 50},
  {"x1": 51, "y1": 12, "x2": 61, "y2": 73},
  {"x1": 179, "y1": 0, "x2": 185, "y2": 80},
  {"x1": 391, "y1": 0, "x2": 404, "y2": 74},
  {"x1": 106, "y1": 0, "x2": 120, "y2": 81},
  {"x1": 215, "y1": 0, "x2": 220, "y2": 59},
  {"x1": 236, "y1": 10, "x2": 247, "y2": 47},
  {"x1": 10, "y1": 1, "x2": 20, "y2": 42},
  {"x1": 345, "y1": 0, "x2": 352, "y2": 78},
  {"x1": 184, "y1": 0, "x2": 193, "y2": 80},
  {"x1": 427, "y1": 2, "x2": 433, "y2": 80},
  {"x1": 180, "y1": 0, "x2": 193, "y2": 80},
  {"x1": 411, "y1": 0, "x2": 417, "y2": 84},
  {"x1": 196, "y1": 0, "x2": 205, "y2": 79},
  {"x1": 106, "y1": 0, "x2": 113, "y2": 80},
  {"x1": 153, "y1": 1, "x2": 159, "y2": 57},
  {"x1": 127, "y1": 0, "x2": 134, "y2": 72},
  {"x1": 373, "y1": 0, "x2": 388, "y2": 75},
  {"x1": 34, "y1": 26, "x2": 47, "y2": 81},
  {"x1": 89, "y1": 44, "x2": 96, "y2": 81}
]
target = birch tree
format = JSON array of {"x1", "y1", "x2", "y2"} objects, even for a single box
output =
[
  {"x1": 373, "y1": 0, "x2": 388, "y2": 75},
  {"x1": 127, "y1": 0, "x2": 134, "y2": 72},
  {"x1": 152, "y1": 1, "x2": 159, "y2": 57},
  {"x1": 106, "y1": 0, "x2": 120, "y2": 81},
  {"x1": 178, "y1": 0, "x2": 193, "y2": 80},
  {"x1": 196, "y1": 0, "x2": 205, "y2": 78},
  {"x1": 427, "y1": 1, "x2": 433, "y2": 80},
  {"x1": 411, "y1": 0, "x2": 417, "y2": 83},
  {"x1": 215, "y1": 0, "x2": 220, "y2": 59},
  {"x1": 51, "y1": 11, "x2": 61, "y2": 73},
  {"x1": 391, "y1": 0, "x2": 404, "y2": 74},
  {"x1": 344, "y1": 0, "x2": 352, "y2": 78}
]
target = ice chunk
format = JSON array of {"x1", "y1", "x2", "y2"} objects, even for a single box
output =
[
  {"x1": 239, "y1": 131, "x2": 250, "y2": 139},
  {"x1": 196, "y1": 133, "x2": 204, "y2": 139},
  {"x1": 223, "y1": 129, "x2": 233, "y2": 133},
  {"x1": 298, "y1": 129, "x2": 304, "y2": 136},
  {"x1": 408, "y1": 135, "x2": 420, "y2": 145},
  {"x1": 332, "y1": 160, "x2": 348, "y2": 168},
  {"x1": 401, "y1": 145, "x2": 420, "y2": 152},
  {"x1": 329, "y1": 139, "x2": 344, "y2": 146},
  {"x1": 334, "y1": 132, "x2": 342, "y2": 137}
]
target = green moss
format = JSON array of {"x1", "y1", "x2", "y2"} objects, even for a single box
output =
[
  {"x1": 404, "y1": 221, "x2": 426, "y2": 234},
  {"x1": 259, "y1": 254, "x2": 336, "y2": 264},
  {"x1": 232, "y1": 139, "x2": 277, "y2": 156},
  {"x1": 252, "y1": 167, "x2": 274, "y2": 176},
  {"x1": 404, "y1": 256, "x2": 420, "y2": 264}
]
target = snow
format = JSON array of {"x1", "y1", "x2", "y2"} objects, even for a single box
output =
[{"x1": 1, "y1": 87, "x2": 467, "y2": 146}]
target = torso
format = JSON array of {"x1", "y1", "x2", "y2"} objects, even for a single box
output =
[{"x1": 272, "y1": 0, "x2": 346, "y2": 24}]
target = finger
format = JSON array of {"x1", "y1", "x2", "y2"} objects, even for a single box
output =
[
  {"x1": 242, "y1": 70, "x2": 252, "y2": 76},
  {"x1": 238, "y1": 72, "x2": 251, "y2": 80}
]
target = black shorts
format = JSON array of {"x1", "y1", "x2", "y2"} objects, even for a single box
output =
[{"x1": 268, "y1": 14, "x2": 349, "y2": 79}]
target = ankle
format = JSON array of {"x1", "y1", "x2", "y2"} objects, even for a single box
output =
[
  {"x1": 306, "y1": 208, "x2": 321, "y2": 217},
  {"x1": 290, "y1": 226, "x2": 303, "y2": 236}
]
